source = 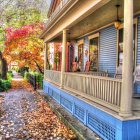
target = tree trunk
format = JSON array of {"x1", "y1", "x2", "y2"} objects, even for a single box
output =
[
  {"x1": 0, "y1": 51, "x2": 8, "y2": 80},
  {"x1": 34, "y1": 60, "x2": 43, "y2": 74}
]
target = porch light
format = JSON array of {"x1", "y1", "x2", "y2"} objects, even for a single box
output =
[
  {"x1": 114, "y1": 20, "x2": 121, "y2": 29},
  {"x1": 114, "y1": 5, "x2": 121, "y2": 29}
]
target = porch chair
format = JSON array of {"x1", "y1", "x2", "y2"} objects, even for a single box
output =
[
  {"x1": 84, "y1": 61, "x2": 91, "y2": 72},
  {"x1": 72, "y1": 62, "x2": 77, "y2": 72},
  {"x1": 115, "y1": 64, "x2": 122, "y2": 79}
]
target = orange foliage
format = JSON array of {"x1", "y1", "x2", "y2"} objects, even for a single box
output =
[{"x1": 4, "y1": 22, "x2": 44, "y2": 72}]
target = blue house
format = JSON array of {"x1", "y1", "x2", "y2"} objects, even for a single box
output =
[{"x1": 40, "y1": 0, "x2": 140, "y2": 139}]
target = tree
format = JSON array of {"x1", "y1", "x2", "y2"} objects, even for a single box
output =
[
  {"x1": 4, "y1": 22, "x2": 44, "y2": 73},
  {"x1": 0, "y1": 0, "x2": 49, "y2": 79}
]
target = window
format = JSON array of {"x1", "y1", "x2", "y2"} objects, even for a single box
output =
[
  {"x1": 78, "y1": 44, "x2": 84, "y2": 71},
  {"x1": 89, "y1": 33, "x2": 99, "y2": 71},
  {"x1": 118, "y1": 24, "x2": 136, "y2": 67}
]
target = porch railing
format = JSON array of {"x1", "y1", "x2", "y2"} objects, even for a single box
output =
[
  {"x1": 45, "y1": 0, "x2": 70, "y2": 28},
  {"x1": 46, "y1": 70, "x2": 61, "y2": 85},
  {"x1": 64, "y1": 72, "x2": 122, "y2": 112},
  {"x1": 77, "y1": 72, "x2": 108, "y2": 77}
]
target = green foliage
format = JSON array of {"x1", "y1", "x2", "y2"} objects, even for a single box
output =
[
  {"x1": 24, "y1": 71, "x2": 44, "y2": 88},
  {"x1": 0, "y1": 80, "x2": 11, "y2": 92},
  {"x1": 7, "y1": 71, "x2": 13, "y2": 81},
  {"x1": 0, "y1": 73, "x2": 1, "y2": 79},
  {"x1": 24, "y1": 72, "x2": 29, "y2": 81},
  {"x1": 19, "y1": 67, "x2": 29, "y2": 77},
  {"x1": 0, "y1": 71, "x2": 13, "y2": 92},
  {"x1": 12, "y1": 67, "x2": 19, "y2": 72},
  {"x1": 30, "y1": 71, "x2": 44, "y2": 88},
  {"x1": 54, "y1": 52, "x2": 60, "y2": 64}
]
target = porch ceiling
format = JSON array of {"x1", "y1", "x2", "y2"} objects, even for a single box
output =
[{"x1": 52, "y1": 0, "x2": 140, "y2": 42}]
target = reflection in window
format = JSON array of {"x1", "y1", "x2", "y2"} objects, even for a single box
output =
[
  {"x1": 78, "y1": 44, "x2": 84, "y2": 71},
  {"x1": 89, "y1": 37, "x2": 99, "y2": 71},
  {"x1": 118, "y1": 25, "x2": 136, "y2": 67}
]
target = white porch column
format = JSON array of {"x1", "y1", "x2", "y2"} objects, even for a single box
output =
[
  {"x1": 119, "y1": 0, "x2": 133, "y2": 117},
  {"x1": 60, "y1": 29, "x2": 67, "y2": 88},
  {"x1": 44, "y1": 42, "x2": 48, "y2": 80}
]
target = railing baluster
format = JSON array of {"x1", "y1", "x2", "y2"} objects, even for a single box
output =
[{"x1": 45, "y1": 71, "x2": 122, "y2": 111}]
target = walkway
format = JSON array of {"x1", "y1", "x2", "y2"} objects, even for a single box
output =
[{"x1": 0, "y1": 71, "x2": 76, "y2": 140}]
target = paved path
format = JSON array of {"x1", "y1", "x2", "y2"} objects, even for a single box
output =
[
  {"x1": 0, "y1": 72, "x2": 76, "y2": 140},
  {"x1": 0, "y1": 72, "x2": 39, "y2": 139}
]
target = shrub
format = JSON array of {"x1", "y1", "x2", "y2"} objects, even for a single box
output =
[
  {"x1": 24, "y1": 71, "x2": 44, "y2": 88},
  {"x1": 24, "y1": 72, "x2": 29, "y2": 81},
  {"x1": 0, "y1": 79, "x2": 11, "y2": 92},
  {"x1": 0, "y1": 71, "x2": 13, "y2": 92},
  {"x1": 7, "y1": 71, "x2": 13, "y2": 81}
]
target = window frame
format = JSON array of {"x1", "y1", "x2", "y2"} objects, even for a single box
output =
[
  {"x1": 116, "y1": 18, "x2": 138, "y2": 70},
  {"x1": 78, "y1": 39, "x2": 84, "y2": 71},
  {"x1": 88, "y1": 32, "x2": 100, "y2": 71}
]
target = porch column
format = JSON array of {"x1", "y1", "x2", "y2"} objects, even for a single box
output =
[
  {"x1": 44, "y1": 42, "x2": 48, "y2": 80},
  {"x1": 119, "y1": 0, "x2": 133, "y2": 117},
  {"x1": 60, "y1": 29, "x2": 67, "y2": 88}
]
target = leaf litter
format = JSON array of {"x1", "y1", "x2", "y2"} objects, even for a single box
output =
[{"x1": 0, "y1": 73, "x2": 77, "y2": 140}]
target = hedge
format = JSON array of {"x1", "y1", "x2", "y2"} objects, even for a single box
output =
[{"x1": 0, "y1": 71, "x2": 13, "y2": 92}]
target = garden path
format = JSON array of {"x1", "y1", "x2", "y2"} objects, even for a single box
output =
[{"x1": 0, "y1": 71, "x2": 76, "y2": 140}]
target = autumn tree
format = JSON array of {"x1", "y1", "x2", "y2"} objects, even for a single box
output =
[
  {"x1": 0, "y1": 0, "x2": 49, "y2": 79},
  {"x1": 4, "y1": 22, "x2": 44, "y2": 73}
]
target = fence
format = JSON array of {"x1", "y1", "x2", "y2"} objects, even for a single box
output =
[
  {"x1": 28, "y1": 73, "x2": 43, "y2": 90},
  {"x1": 28, "y1": 74, "x2": 36, "y2": 90}
]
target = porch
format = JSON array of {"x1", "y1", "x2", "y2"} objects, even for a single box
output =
[
  {"x1": 41, "y1": 0, "x2": 140, "y2": 139},
  {"x1": 44, "y1": 70, "x2": 140, "y2": 113},
  {"x1": 43, "y1": 71, "x2": 140, "y2": 140}
]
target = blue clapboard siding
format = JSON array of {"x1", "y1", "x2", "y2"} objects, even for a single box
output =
[
  {"x1": 136, "y1": 17, "x2": 140, "y2": 65},
  {"x1": 99, "y1": 25, "x2": 117, "y2": 77},
  {"x1": 76, "y1": 25, "x2": 117, "y2": 76}
]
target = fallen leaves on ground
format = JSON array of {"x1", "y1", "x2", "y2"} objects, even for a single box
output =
[
  {"x1": 0, "y1": 73, "x2": 77, "y2": 139},
  {"x1": 0, "y1": 95, "x2": 4, "y2": 117},
  {"x1": 19, "y1": 94, "x2": 77, "y2": 139}
]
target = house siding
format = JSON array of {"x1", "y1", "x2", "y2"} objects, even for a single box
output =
[
  {"x1": 99, "y1": 25, "x2": 117, "y2": 77},
  {"x1": 76, "y1": 24, "x2": 117, "y2": 76}
]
